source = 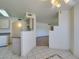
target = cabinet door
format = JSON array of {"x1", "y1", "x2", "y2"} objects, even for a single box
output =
[{"x1": 0, "y1": 36, "x2": 8, "y2": 46}]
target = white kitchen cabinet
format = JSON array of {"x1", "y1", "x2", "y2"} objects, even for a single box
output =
[
  {"x1": 12, "y1": 37, "x2": 21, "y2": 56},
  {"x1": 0, "y1": 35, "x2": 9, "y2": 46}
]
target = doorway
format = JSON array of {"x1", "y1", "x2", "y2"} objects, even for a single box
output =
[{"x1": 36, "y1": 22, "x2": 49, "y2": 46}]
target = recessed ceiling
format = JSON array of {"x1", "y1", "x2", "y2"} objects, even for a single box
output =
[{"x1": 0, "y1": 0, "x2": 78, "y2": 24}]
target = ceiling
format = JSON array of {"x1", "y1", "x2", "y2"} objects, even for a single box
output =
[{"x1": 0, "y1": 0, "x2": 78, "y2": 24}]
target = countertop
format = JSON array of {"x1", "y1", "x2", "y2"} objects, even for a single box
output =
[{"x1": 0, "y1": 33, "x2": 10, "y2": 35}]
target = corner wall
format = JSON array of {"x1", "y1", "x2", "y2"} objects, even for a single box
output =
[
  {"x1": 73, "y1": 4, "x2": 79, "y2": 58},
  {"x1": 69, "y1": 8, "x2": 74, "y2": 53},
  {"x1": 49, "y1": 10, "x2": 70, "y2": 50},
  {"x1": 69, "y1": 4, "x2": 79, "y2": 58}
]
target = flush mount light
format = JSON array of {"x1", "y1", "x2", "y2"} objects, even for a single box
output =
[
  {"x1": 51, "y1": 0, "x2": 70, "y2": 8},
  {"x1": 51, "y1": 0, "x2": 61, "y2": 8},
  {"x1": 17, "y1": 22, "x2": 22, "y2": 28},
  {"x1": 0, "y1": 9, "x2": 9, "y2": 17},
  {"x1": 64, "y1": 0, "x2": 70, "y2": 4}
]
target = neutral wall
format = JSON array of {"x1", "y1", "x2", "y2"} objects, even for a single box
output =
[
  {"x1": 36, "y1": 22, "x2": 49, "y2": 37},
  {"x1": 69, "y1": 8, "x2": 74, "y2": 53},
  {"x1": 37, "y1": 16, "x2": 58, "y2": 26},
  {"x1": 49, "y1": 10, "x2": 70, "y2": 50},
  {"x1": 50, "y1": 16, "x2": 58, "y2": 26},
  {"x1": 73, "y1": 4, "x2": 79, "y2": 58}
]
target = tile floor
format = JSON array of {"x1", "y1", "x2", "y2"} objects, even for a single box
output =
[{"x1": 0, "y1": 46, "x2": 78, "y2": 59}]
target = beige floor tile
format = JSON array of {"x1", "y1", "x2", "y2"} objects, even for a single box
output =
[{"x1": 0, "y1": 46, "x2": 78, "y2": 59}]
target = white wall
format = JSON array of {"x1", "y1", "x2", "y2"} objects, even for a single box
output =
[
  {"x1": 50, "y1": 16, "x2": 58, "y2": 26},
  {"x1": 21, "y1": 31, "x2": 36, "y2": 56},
  {"x1": 69, "y1": 8, "x2": 74, "y2": 53},
  {"x1": 36, "y1": 22, "x2": 49, "y2": 37},
  {"x1": 73, "y1": 4, "x2": 79, "y2": 58},
  {"x1": 49, "y1": 10, "x2": 70, "y2": 50}
]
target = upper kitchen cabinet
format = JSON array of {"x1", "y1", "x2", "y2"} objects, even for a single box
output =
[{"x1": 24, "y1": 12, "x2": 36, "y2": 31}]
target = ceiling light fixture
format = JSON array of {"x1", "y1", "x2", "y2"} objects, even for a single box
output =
[
  {"x1": 17, "y1": 22, "x2": 22, "y2": 28},
  {"x1": 64, "y1": 0, "x2": 70, "y2": 4},
  {"x1": 51, "y1": 0, "x2": 70, "y2": 8},
  {"x1": 0, "y1": 9, "x2": 9, "y2": 17}
]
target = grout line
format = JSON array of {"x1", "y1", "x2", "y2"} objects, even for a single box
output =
[{"x1": 46, "y1": 54, "x2": 63, "y2": 59}]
